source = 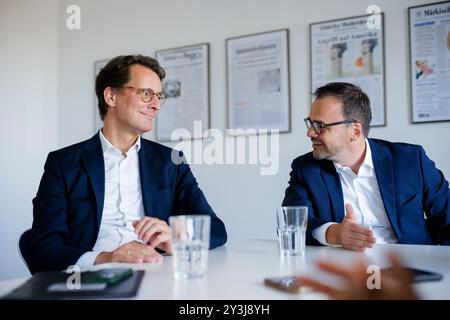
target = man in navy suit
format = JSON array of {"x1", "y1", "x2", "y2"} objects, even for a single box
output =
[
  {"x1": 283, "y1": 82, "x2": 449, "y2": 251},
  {"x1": 26, "y1": 55, "x2": 227, "y2": 273}
]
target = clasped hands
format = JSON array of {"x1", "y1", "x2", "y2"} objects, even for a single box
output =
[{"x1": 95, "y1": 217, "x2": 172, "y2": 264}]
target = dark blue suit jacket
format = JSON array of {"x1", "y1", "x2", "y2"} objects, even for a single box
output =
[
  {"x1": 27, "y1": 133, "x2": 227, "y2": 273},
  {"x1": 282, "y1": 139, "x2": 450, "y2": 245}
]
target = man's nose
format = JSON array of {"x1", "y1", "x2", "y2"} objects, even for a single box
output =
[
  {"x1": 306, "y1": 127, "x2": 318, "y2": 138},
  {"x1": 148, "y1": 99, "x2": 160, "y2": 111}
]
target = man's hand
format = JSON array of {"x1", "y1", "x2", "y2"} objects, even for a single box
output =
[
  {"x1": 94, "y1": 241, "x2": 163, "y2": 264},
  {"x1": 133, "y1": 217, "x2": 173, "y2": 254},
  {"x1": 326, "y1": 203, "x2": 376, "y2": 251},
  {"x1": 296, "y1": 252, "x2": 417, "y2": 300}
]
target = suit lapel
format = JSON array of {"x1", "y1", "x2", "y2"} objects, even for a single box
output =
[
  {"x1": 81, "y1": 134, "x2": 105, "y2": 230},
  {"x1": 369, "y1": 139, "x2": 400, "y2": 238},
  {"x1": 320, "y1": 161, "x2": 345, "y2": 222},
  {"x1": 139, "y1": 140, "x2": 165, "y2": 220}
]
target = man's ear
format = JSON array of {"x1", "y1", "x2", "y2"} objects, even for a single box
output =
[
  {"x1": 350, "y1": 122, "x2": 363, "y2": 141},
  {"x1": 103, "y1": 87, "x2": 116, "y2": 107}
]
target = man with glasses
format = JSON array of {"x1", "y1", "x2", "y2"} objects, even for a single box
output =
[
  {"x1": 282, "y1": 82, "x2": 449, "y2": 251},
  {"x1": 24, "y1": 55, "x2": 227, "y2": 273}
]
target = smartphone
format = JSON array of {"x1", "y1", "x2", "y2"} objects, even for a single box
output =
[
  {"x1": 47, "y1": 282, "x2": 107, "y2": 292},
  {"x1": 264, "y1": 276, "x2": 302, "y2": 293},
  {"x1": 82, "y1": 268, "x2": 133, "y2": 285},
  {"x1": 382, "y1": 267, "x2": 443, "y2": 283}
]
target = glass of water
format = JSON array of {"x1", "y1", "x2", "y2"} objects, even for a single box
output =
[
  {"x1": 169, "y1": 215, "x2": 210, "y2": 279},
  {"x1": 276, "y1": 206, "x2": 308, "y2": 256}
]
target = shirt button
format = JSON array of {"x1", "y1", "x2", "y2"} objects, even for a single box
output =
[{"x1": 122, "y1": 222, "x2": 127, "y2": 227}]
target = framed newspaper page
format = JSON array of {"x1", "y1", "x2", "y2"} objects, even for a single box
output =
[
  {"x1": 155, "y1": 43, "x2": 210, "y2": 141},
  {"x1": 94, "y1": 59, "x2": 109, "y2": 133},
  {"x1": 409, "y1": 1, "x2": 450, "y2": 123},
  {"x1": 226, "y1": 29, "x2": 291, "y2": 135},
  {"x1": 310, "y1": 13, "x2": 386, "y2": 126}
]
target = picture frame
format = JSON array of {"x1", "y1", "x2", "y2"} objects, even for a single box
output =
[
  {"x1": 155, "y1": 43, "x2": 210, "y2": 141},
  {"x1": 409, "y1": 1, "x2": 450, "y2": 123},
  {"x1": 93, "y1": 59, "x2": 109, "y2": 133},
  {"x1": 226, "y1": 29, "x2": 291, "y2": 135},
  {"x1": 310, "y1": 13, "x2": 386, "y2": 127}
]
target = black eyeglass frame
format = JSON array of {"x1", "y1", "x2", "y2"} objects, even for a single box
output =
[{"x1": 304, "y1": 117, "x2": 359, "y2": 134}]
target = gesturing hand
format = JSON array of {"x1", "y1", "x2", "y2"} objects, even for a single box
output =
[
  {"x1": 326, "y1": 203, "x2": 376, "y2": 251},
  {"x1": 296, "y1": 252, "x2": 418, "y2": 300}
]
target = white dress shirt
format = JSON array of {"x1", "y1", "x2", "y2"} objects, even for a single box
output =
[
  {"x1": 76, "y1": 130, "x2": 145, "y2": 267},
  {"x1": 312, "y1": 139, "x2": 398, "y2": 245}
]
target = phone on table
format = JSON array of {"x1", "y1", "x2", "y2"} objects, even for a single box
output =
[
  {"x1": 382, "y1": 267, "x2": 443, "y2": 283},
  {"x1": 82, "y1": 268, "x2": 134, "y2": 285},
  {"x1": 264, "y1": 276, "x2": 302, "y2": 293},
  {"x1": 47, "y1": 268, "x2": 134, "y2": 293},
  {"x1": 264, "y1": 267, "x2": 443, "y2": 294}
]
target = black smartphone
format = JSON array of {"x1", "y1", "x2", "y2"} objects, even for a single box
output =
[
  {"x1": 382, "y1": 267, "x2": 443, "y2": 283},
  {"x1": 264, "y1": 276, "x2": 302, "y2": 293},
  {"x1": 82, "y1": 268, "x2": 133, "y2": 285}
]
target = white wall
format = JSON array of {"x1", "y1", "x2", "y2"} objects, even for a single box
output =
[
  {"x1": 0, "y1": 0, "x2": 58, "y2": 280},
  {"x1": 1, "y1": 0, "x2": 449, "y2": 280},
  {"x1": 57, "y1": 0, "x2": 450, "y2": 241}
]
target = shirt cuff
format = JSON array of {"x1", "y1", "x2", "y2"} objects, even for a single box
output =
[
  {"x1": 74, "y1": 251, "x2": 101, "y2": 269},
  {"x1": 312, "y1": 222, "x2": 338, "y2": 245}
]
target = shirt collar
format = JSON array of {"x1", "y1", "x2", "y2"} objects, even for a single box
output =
[
  {"x1": 99, "y1": 129, "x2": 141, "y2": 157},
  {"x1": 363, "y1": 139, "x2": 374, "y2": 169},
  {"x1": 334, "y1": 139, "x2": 374, "y2": 176}
]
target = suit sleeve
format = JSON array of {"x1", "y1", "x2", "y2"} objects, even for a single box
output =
[
  {"x1": 282, "y1": 159, "x2": 331, "y2": 245},
  {"x1": 29, "y1": 152, "x2": 87, "y2": 273},
  {"x1": 173, "y1": 152, "x2": 227, "y2": 249},
  {"x1": 419, "y1": 147, "x2": 450, "y2": 245}
]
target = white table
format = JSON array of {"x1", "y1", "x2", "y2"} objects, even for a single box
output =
[{"x1": 1, "y1": 239, "x2": 449, "y2": 299}]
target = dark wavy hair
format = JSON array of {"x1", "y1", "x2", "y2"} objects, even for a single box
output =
[
  {"x1": 95, "y1": 55, "x2": 166, "y2": 120},
  {"x1": 313, "y1": 82, "x2": 372, "y2": 137}
]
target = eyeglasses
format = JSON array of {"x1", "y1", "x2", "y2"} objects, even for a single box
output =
[
  {"x1": 120, "y1": 86, "x2": 166, "y2": 106},
  {"x1": 304, "y1": 117, "x2": 359, "y2": 135}
]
